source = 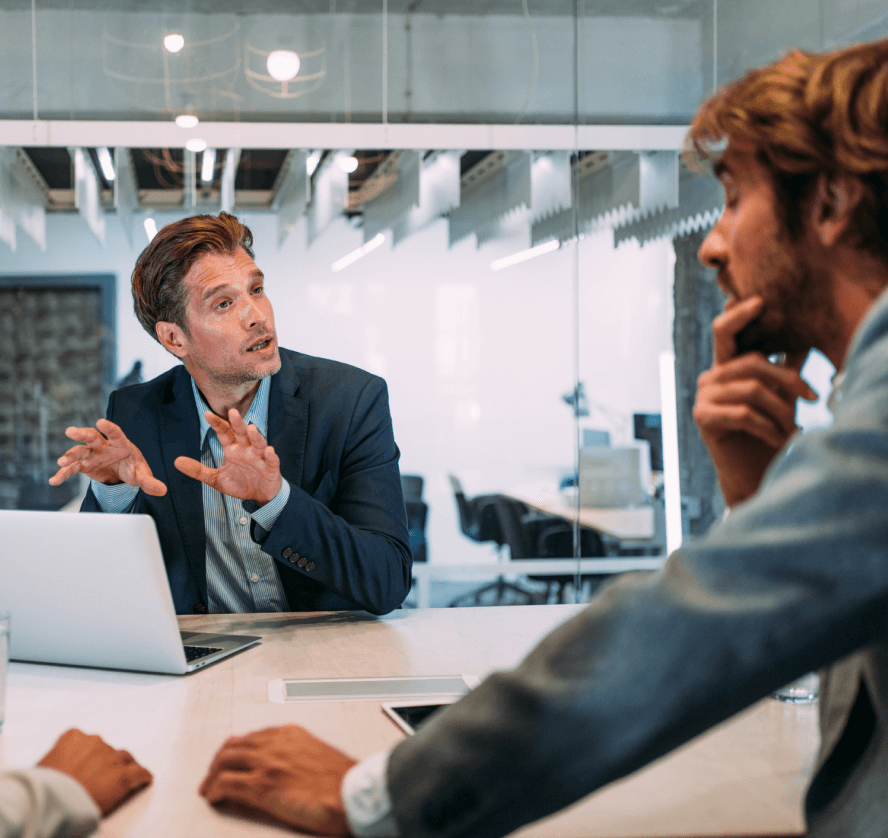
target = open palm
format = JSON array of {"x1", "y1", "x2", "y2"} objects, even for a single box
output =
[
  {"x1": 49, "y1": 418, "x2": 167, "y2": 496},
  {"x1": 175, "y1": 409, "x2": 282, "y2": 505}
]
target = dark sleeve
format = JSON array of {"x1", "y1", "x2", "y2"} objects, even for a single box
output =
[
  {"x1": 256, "y1": 376, "x2": 412, "y2": 616},
  {"x1": 385, "y1": 311, "x2": 888, "y2": 837}
]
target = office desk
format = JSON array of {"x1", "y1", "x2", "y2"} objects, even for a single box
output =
[
  {"x1": 507, "y1": 486, "x2": 655, "y2": 541},
  {"x1": 0, "y1": 606, "x2": 817, "y2": 837}
]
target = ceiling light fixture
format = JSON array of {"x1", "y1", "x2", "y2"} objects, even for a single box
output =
[
  {"x1": 185, "y1": 138, "x2": 208, "y2": 153},
  {"x1": 201, "y1": 148, "x2": 216, "y2": 183},
  {"x1": 96, "y1": 147, "x2": 115, "y2": 182},
  {"x1": 144, "y1": 217, "x2": 158, "y2": 241},
  {"x1": 490, "y1": 239, "x2": 560, "y2": 271},
  {"x1": 331, "y1": 233, "x2": 385, "y2": 273},
  {"x1": 266, "y1": 49, "x2": 301, "y2": 82},
  {"x1": 338, "y1": 155, "x2": 359, "y2": 174},
  {"x1": 306, "y1": 150, "x2": 322, "y2": 176},
  {"x1": 175, "y1": 114, "x2": 199, "y2": 129},
  {"x1": 164, "y1": 33, "x2": 185, "y2": 53}
]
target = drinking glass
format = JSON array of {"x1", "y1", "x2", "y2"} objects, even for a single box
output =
[
  {"x1": 771, "y1": 671, "x2": 819, "y2": 703},
  {"x1": 0, "y1": 612, "x2": 8, "y2": 731}
]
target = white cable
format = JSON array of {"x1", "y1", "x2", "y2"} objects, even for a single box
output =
[
  {"x1": 31, "y1": 0, "x2": 38, "y2": 120},
  {"x1": 514, "y1": 0, "x2": 540, "y2": 125}
]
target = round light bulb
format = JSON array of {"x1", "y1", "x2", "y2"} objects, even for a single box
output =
[
  {"x1": 164, "y1": 33, "x2": 185, "y2": 53},
  {"x1": 175, "y1": 114, "x2": 199, "y2": 129},
  {"x1": 338, "y1": 155, "x2": 359, "y2": 174},
  {"x1": 266, "y1": 50, "x2": 301, "y2": 82},
  {"x1": 185, "y1": 138, "x2": 208, "y2": 153}
]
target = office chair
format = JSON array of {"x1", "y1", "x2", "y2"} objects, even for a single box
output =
[
  {"x1": 401, "y1": 474, "x2": 424, "y2": 503},
  {"x1": 401, "y1": 474, "x2": 428, "y2": 564},
  {"x1": 530, "y1": 524, "x2": 607, "y2": 603},
  {"x1": 447, "y1": 477, "x2": 544, "y2": 606}
]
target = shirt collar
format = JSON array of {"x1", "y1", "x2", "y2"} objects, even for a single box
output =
[{"x1": 191, "y1": 375, "x2": 272, "y2": 447}]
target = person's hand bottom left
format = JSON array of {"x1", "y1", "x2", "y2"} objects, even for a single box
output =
[
  {"x1": 200, "y1": 724, "x2": 357, "y2": 836},
  {"x1": 37, "y1": 728, "x2": 153, "y2": 815}
]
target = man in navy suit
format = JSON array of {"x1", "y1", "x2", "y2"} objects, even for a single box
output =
[{"x1": 49, "y1": 213, "x2": 411, "y2": 616}]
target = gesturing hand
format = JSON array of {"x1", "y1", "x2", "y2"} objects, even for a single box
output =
[
  {"x1": 49, "y1": 419, "x2": 167, "y2": 496},
  {"x1": 199, "y1": 725, "x2": 356, "y2": 836},
  {"x1": 693, "y1": 296, "x2": 818, "y2": 507},
  {"x1": 175, "y1": 409, "x2": 283, "y2": 506},
  {"x1": 38, "y1": 728, "x2": 153, "y2": 816}
]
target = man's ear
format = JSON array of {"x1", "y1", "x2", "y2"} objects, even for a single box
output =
[
  {"x1": 155, "y1": 321, "x2": 189, "y2": 359},
  {"x1": 810, "y1": 173, "x2": 864, "y2": 247}
]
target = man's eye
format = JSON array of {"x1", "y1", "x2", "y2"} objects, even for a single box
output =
[
  {"x1": 252, "y1": 286, "x2": 264, "y2": 295},
  {"x1": 216, "y1": 300, "x2": 231, "y2": 310}
]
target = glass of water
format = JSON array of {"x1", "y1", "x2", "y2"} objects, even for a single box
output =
[
  {"x1": 771, "y1": 671, "x2": 819, "y2": 703},
  {"x1": 0, "y1": 612, "x2": 8, "y2": 731}
]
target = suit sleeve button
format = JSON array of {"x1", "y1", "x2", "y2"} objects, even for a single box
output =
[
  {"x1": 297, "y1": 557, "x2": 307, "y2": 568},
  {"x1": 193, "y1": 603, "x2": 207, "y2": 614},
  {"x1": 282, "y1": 548, "x2": 293, "y2": 559},
  {"x1": 305, "y1": 562, "x2": 315, "y2": 572}
]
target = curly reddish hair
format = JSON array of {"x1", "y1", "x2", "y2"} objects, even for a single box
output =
[
  {"x1": 132, "y1": 212, "x2": 255, "y2": 342},
  {"x1": 685, "y1": 39, "x2": 888, "y2": 259}
]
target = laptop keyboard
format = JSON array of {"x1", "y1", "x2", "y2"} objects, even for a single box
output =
[{"x1": 184, "y1": 645, "x2": 223, "y2": 662}]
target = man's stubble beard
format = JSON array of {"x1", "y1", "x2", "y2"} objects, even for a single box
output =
[{"x1": 733, "y1": 234, "x2": 837, "y2": 358}]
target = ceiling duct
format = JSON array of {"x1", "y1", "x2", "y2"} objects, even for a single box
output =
[
  {"x1": 0, "y1": 148, "x2": 47, "y2": 252},
  {"x1": 614, "y1": 166, "x2": 722, "y2": 247},
  {"x1": 307, "y1": 151, "x2": 348, "y2": 247},
  {"x1": 271, "y1": 150, "x2": 308, "y2": 247},
  {"x1": 113, "y1": 147, "x2": 139, "y2": 248},
  {"x1": 532, "y1": 150, "x2": 679, "y2": 246},
  {"x1": 361, "y1": 151, "x2": 420, "y2": 244},
  {"x1": 449, "y1": 150, "x2": 531, "y2": 249},
  {"x1": 391, "y1": 151, "x2": 461, "y2": 247},
  {"x1": 71, "y1": 147, "x2": 105, "y2": 246}
]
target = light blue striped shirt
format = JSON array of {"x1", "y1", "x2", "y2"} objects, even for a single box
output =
[{"x1": 91, "y1": 375, "x2": 291, "y2": 613}]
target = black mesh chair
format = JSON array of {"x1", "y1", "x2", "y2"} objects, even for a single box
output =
[
  {"x1": 531, "y1": 523, "x2": 607, "y2": 603},
  {"x1": 447, "y1": 477, "x2": 543, "y2": 606},
  {"x1": 402, "y1": 474, "x2": 428, "y2": 564}
]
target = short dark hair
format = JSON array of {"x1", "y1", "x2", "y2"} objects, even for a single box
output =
[
  {"x1": 685, "y1": 38, "x2": 888, "y2": 260},
  {"x1": 132, "y1": 212, "x2": 255, "y2": 341}
]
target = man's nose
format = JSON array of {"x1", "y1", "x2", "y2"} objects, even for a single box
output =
[
  {"x1": 698, "y1": 221, "x2": 726, "y2": 269},
  {"x1": 241, "y1": 299, "x2": 268, "y2": 328}
]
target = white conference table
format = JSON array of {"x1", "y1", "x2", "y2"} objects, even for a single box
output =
[
  {"x1": 506, "y1": 486, "x2": 656, "y2": 542},
  {"x1": 0, "y1": 606, "x2": 818, "y2": 837}
]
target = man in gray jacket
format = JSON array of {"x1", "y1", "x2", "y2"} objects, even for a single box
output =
[{"x1": 199, "y1": 37, "x2": 888, "y2": 838}]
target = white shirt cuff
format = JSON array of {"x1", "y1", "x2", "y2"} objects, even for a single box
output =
[
  {"x1": 249, "y1": 479, "x2": 291, "y2": 531},
  {"x1": 341, "y1": 750, "x2": 400, "y2": 838},
  {"x1": 89, "y1": 479, "x2": 139, "y2": 513},
  {"x1": 0, "y1": 767, "x2": 101, "y2": 838}
]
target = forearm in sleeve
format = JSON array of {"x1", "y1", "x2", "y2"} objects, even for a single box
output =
[{"x1": 0, "y1": 768, "x2": 100, "y2": 838}]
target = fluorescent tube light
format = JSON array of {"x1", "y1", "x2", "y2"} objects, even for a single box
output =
[
  {"x1": 144, "y1": 217, "x2": 158, "y2": 241},
  {"x1": 96, "y1": 147, "x2": 115, "y2": 182},
  {"x1": 659, "y1": 351, "x2": 682, "y2": 554},
  {"x1": 331, "y1": 234, "x2": 385, "y2": 273},
  {"x1": 201, "y1": 148, "x2": 216, "y2": 183},
  {"x1": 490, "y1": 239, "x2": 560, "y2": 271}
]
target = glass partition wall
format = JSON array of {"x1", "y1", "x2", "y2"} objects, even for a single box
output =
[{"x1": 1, "y1": 1, "x2": 886, "y2": 606}]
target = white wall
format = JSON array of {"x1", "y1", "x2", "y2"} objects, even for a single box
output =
[{"x1": 0, "y1": 209, "x2": 674, "y2": 565}]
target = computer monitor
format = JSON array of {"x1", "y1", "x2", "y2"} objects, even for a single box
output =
[{"x1": 633, "y1": 413, "x2": 663, "y2": 472}]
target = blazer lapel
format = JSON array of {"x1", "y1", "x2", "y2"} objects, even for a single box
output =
[
  {"x1": 268, "y1": 351, "x2": 309, "y2": 490},
  {"x1": 160, "y1": 369, "x2": 207, "y2": 598}
]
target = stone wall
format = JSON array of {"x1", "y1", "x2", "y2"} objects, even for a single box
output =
[
  {"x1": 672, "y1": 229, "x2": 726, "y2": 537},
  {"x1": 0, "y1": 287, "x2": 106, "y2": 509}
]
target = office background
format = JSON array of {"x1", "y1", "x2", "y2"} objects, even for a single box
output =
[{"x1": 0, "y1": 1, "x2": 875, "y2": 585}]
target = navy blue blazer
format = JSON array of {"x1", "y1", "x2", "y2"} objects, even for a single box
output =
[{"x1": 81, "y1": 349, "x2": 412, "y2": 616}]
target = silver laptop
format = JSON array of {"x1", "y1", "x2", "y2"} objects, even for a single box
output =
[{"x1": 0, "y1": 510, "x2": 261, "y2": 675}]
